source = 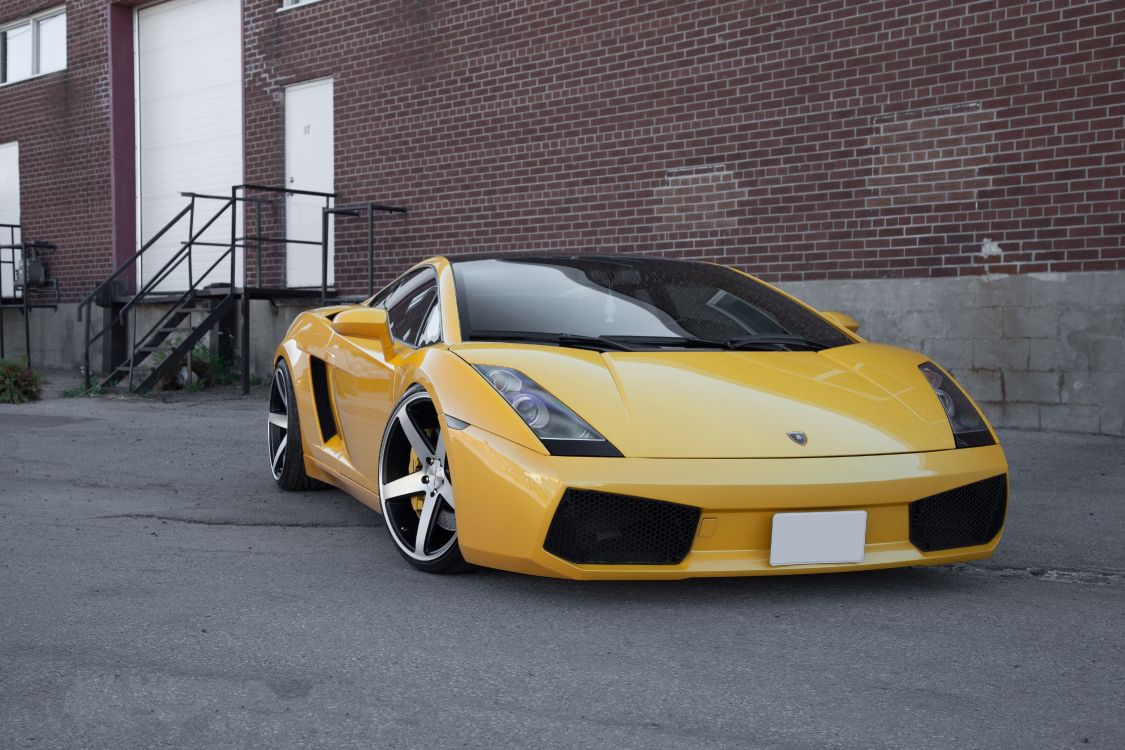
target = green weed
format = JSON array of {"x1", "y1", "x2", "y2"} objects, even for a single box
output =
[{"x1": 0, "y1": 357, "x2": 41, "y2": 404}]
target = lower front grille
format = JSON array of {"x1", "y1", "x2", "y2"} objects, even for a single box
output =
[
  {"x1": 909, "y1": 475, "x2": 1008, "y2": 552},
  {"x1": 544, "y1": 489, "x2": 701, "y2": 565}
]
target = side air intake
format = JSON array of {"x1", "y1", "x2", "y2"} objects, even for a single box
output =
[{"x1": 309, "y1": 356, "x2": 338, "y2": 442}]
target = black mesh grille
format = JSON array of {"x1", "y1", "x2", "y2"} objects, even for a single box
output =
[
  {"x1": 909, "y1": 475, "x2": 1007, "y2": 552},
  {"x1": 544, "y1": 489, "x2": 700, "y2": 565}
]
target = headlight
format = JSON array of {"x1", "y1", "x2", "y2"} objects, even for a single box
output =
[
  {"x1": 918, "y1": 362, "x2": 995, "y2": 448},
  {"x1": 472, "y1": 365, "x2": 622, "y2": 457}
]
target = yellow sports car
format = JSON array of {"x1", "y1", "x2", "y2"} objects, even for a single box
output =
[{"x1": 269, "y1": 256, "x2": 1007, "y2": 579}]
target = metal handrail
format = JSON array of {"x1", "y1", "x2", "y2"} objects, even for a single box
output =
[
  {"x1": 232, "y1": 184, "x2": 338, "y2": 389},
  {"x1": 114, "y1": 200, "x2": 234, "y2": 322},
  {"x1": 237, "y1": 183, "x2": 336, "y2": 200},
  {"x1": 78, "y1": 182, "x2": 398, "y2": 394},
  {"x1": 2, "y1": 235, "x2": 59, "y2": 365},
  {"x1": 327, "y1": 202, "x2": 408, "y2": 297},
  {"x1": 234, "y1": 182, "x2": 338, "y2": 289},
  {"x1": 81, "y1": 194, "x2": 237, "y2": 389},
  {"x1": 76, "y1": 203, "x2": 193, "y2": 317},
  {"x1": 81, "y1": 199, "x2": 234, "y2": 353}
]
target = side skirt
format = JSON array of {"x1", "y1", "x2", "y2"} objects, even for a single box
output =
[{"x1": 305, "y1": 456, "x2": 382, "y2": 513}]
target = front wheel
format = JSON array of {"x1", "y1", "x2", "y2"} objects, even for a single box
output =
[{"x1": 378, "y1": 387, "x2": 469, "y2": 573}]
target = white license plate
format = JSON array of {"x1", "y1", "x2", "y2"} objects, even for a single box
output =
[{"x1": 769, "y1": 510, "x2": 867, "y2": 566}]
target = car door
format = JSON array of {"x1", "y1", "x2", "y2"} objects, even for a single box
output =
[{"x1": 329, "y1": 268, "x2": 442, "y2": 489}]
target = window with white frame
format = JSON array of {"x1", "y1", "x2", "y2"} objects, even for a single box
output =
[
  {"x1": 1, "y1": 7, "x2": 66, "y2": 85},
  {"x1": 279, "y1": 0, "x2": 329, "y2": 11}
]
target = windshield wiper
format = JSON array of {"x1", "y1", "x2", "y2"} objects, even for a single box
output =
[
  {"x1": 605, "y1": 334, "x2": 826, "y2": 351},
  {"x1": 555, "y1": 333, "x2": 637, "y2": 351},
  {"x1": 724, "y1": 335, "x2": 827, "y2": 351},
  {"x1": 468, "y1": 331, "x2": 827, "y2": 352},
  {"x1": 468, "y1": 330, "x2": 636, "y2": 352},
  {"x1": 604, "y1": 335, "x2": 725, "y2": 349}
]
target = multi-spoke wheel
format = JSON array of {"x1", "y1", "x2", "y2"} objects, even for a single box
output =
[
  {"x1": 378, "y1": 387, "x2": 469, "y2": 573},
  {"x1": 268, "y1": 359, "x2": 323, "y2": 491}
]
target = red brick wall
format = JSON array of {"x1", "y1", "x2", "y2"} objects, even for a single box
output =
[
  {"x1": 6, "y1": 1, "x2": 1123, "y2": 301},
  {"x1": 0, "y1": 0, "x2": 113, "y2": 302},
  {"x1": 244, "y1": 0, "x2": 1124, "y2": 293}
]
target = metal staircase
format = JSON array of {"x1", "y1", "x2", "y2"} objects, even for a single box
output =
[
  {"x1": 78, "y1": 184, "x2": 406, "y2": 395},
  {"x1": 78, "y1": 189, "x2": 246, "y2": 394},
  {"x1": 99, "y1": 293, "x2": 236, "y2": 392}
]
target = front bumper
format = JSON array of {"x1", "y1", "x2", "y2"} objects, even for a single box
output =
[{"x1": 446, "y1": 424, "x2": 1009, "y2": 580}]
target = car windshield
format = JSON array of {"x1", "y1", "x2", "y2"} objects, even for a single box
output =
[{"x1": 452, "y1": 257, "x2": 853, "y2": 350}]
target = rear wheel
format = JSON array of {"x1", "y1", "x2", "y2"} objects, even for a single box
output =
[
  {"x1": 378, "y1": 387, "x2": 469, "y2": 573},
  {"x1": 268, "y1": 359, "x2": 325, "y2": 491}
]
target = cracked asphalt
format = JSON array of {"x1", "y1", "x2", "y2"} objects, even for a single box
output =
[{"x1": 1, "y1": 383, "x2": 1123, "y2": 749}]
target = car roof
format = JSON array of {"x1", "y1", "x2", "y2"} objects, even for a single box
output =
[{"x1": 443, "y1": 253, "x2": 703, "y2": 267}]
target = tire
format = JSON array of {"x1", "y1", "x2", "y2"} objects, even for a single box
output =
[
  {"x1": 268, "y1": 358, "x2": 326, "y2": 491},
  {"x1": 378, "y1": 386, "x2": 470, "y2": 573}
]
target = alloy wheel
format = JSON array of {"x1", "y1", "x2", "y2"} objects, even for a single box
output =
[{"x1": 379, "y1": 391, "x2": 457, "y2": 562}]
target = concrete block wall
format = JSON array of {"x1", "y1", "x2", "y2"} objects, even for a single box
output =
[
  {"x1": 1, "y1": 305, "x2": 85, "y2": 376},
  {"x1": 0, "y1": 300, "x2": 306, "y2": 387},
  {"x1": 246, "y1": 275, "x2": 1125, "y2": 439},
  {"x1": 783, "y1": 270, "x2": 1125, "y2": 436},
  {"x1": 6, "y1": 270, "x2": 1122, "y2": 439}
]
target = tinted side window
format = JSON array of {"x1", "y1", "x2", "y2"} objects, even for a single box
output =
[
  {"x1": 388, "y1": 280, "x2": 438, "y2": 347},
  {"x1": 368, "y1": 280, "x2": 400, "y2": 309},
  {"x1": 369, "y1": 267, "x2": 431, "y2": 309},
  {"x1": 416, "y1": 302, "x2": 442, "y2": 347}
]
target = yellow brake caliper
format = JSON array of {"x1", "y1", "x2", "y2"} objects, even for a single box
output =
[{"x1": 408, "y1": 451, "x2": 424, "y2": 516}]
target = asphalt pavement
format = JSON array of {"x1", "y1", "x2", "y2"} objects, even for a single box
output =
[{"x1": 1, "y1": 382, "x2": 1122, "y2": 749}]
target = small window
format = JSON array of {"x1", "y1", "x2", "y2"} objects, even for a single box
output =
[
  {"x1": 36, "y1": 12, "x2": 65, "y2": 74},
  {"x1": 0, "y1": 8, "x2": 66, "y2": 85},
  {"x1": 279, "y1": 0, "x2": 329, "y2": 11},
  {"x1": 1, "y1": 24, "x2": 32, "y2": 83}
]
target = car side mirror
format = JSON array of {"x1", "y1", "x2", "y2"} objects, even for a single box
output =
[
  {"x1": 822, "y1": 310, "x2": 860, "y2": 333},
  {"x1": 332, "y1": 307, "x2": 395, "y2": 357}
]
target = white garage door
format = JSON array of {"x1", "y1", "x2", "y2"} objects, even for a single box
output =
[
  {"x1": 0, "y1": 142, "x2": 20, "y2": 299},
  {"x1": 137, "y1": 0, "x2": 243, "y2": 291}
]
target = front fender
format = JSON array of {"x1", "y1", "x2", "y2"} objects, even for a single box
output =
[{"x1": 398, "y1": 347, "x2": 547, "y2": 456}]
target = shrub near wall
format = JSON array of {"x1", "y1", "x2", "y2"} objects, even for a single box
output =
[{"x1": 0, "y1": 358, "x2": 41, "y2": 403}]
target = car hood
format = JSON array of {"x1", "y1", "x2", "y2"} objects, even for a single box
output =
[{"x1": 449, "y1": 342, "x2": 959, "y2": 458}]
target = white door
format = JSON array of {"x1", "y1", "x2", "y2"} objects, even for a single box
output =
[
  {"x1": 136, "y1": 0, "x2": 243, "y2": 291},
  {"x1": 285, "y1": 79, "x2": 334, "y2": 288},
  {"x1": 0, "y1": 142, "x2": 20, "y2": 298}
]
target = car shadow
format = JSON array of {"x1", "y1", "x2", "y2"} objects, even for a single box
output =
[{"x1": 457, "y1": 560, "x2": 977, "y2": 607}]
